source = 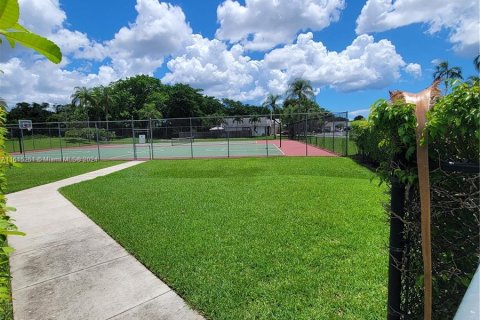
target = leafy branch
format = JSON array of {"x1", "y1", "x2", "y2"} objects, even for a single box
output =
[{"x1": 0, "y1": 0, "x2": 62, "y2": 63}]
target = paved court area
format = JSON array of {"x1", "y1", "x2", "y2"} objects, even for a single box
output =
[
  {"x1": 11, "y1": 139, "x2": 336, "y2": 161},
  {"x1": 8, "y1": 161, "x2": 204, "y2": 320}
]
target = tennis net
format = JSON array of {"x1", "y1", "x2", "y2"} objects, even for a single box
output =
[{"x1": 171, "y1": 136, "x2": 194, "y2": 146}]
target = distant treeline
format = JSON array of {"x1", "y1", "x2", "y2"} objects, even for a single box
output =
[{"x1": 6, "y1": 75, "x2": 329, "y2": 124}]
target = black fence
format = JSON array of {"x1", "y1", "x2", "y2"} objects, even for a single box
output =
[{"x1": 6, "y1": 112, "x2": 352, "y2": 161}]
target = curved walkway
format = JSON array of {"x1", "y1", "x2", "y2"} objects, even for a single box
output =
[{"x1": 7, "y1": 161, "x2": 203, "y2": 320}]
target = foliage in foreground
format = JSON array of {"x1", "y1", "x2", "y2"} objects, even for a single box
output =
[
  {"x1": 0, "y1": 107, "x2": 24, "y2": 319},
  {"x1": 0, "y1": 0, "x2": 61, "y2": 64},
  {"x1": 350, "y1": 81, "x2": 479, "y2": 319},
  {"x1": 61, "y1": 157, "x2": 388, "y2": 319}
]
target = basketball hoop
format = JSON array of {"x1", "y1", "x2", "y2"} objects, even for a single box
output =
[{"x1": 18, "y1": 119, "x2": 32, "y2": 131}]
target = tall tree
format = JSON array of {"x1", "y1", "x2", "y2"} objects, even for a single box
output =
[
  {"x1": 233, "y1": 116, "x2": 243, "y2": 127},
  {"x1": 285, "y1": 78, "x2": 317, "y2": 114},
  {"x1": 6, "y1": 102, "x2": 52, "y2": 123},
  {"x1": 94, "y1": 86, "x2": 114, "y2": 129},
  {"x1": 286, "y1": 78, "x2": 315, "y2": 102},
  {"x1": 138, "y1": 102, "x2": 162, "y2": 120},
  {"x1": 249, "y1": 114, "x2": 261, "y2": 133},
  {"x1": 433, "y1": 61, "x2": 463, "y2": 94},
  {"x1": 262, "y1": 94, "x2": 281, "y2": 115},
  {"x1": 263, "y1": 94, "x2": 281, "y2": 137},
  {"x1": 474, "y1": 54, "x2": 480, "y2": 72},
  {"x1": 110, "y1": 75, "x2": 164, "y2": 118},
  {"x1": 71, "y1": 86, "x2": 95, "y2": 121}
]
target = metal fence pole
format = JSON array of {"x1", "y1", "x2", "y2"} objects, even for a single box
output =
[
  {"x1": 20, "y1": 128, "x2": 25, "y2": 159},
  {"x1": 32, "y1": 127, "x2": 36, "y2": 151},
  {"x1": 266, "y1": 126, "x2": 269, "y2": 157},
  {"x1": 131, "y1": 119, "x2": 137, "y2": 160},
  {"x1": 49, "y1": 128, "x2": 53, "y2": 149},
  {"x1": 58, "y1": 123, "x2": 63, "y2": 162},
  {"x1": 227, "y1": 130, "x2": 230, "y2": 158},
  {"x1": 345, "y1": 112, "x2": 349, "y2": 156},
  {"x1": 323, "y1": 126, "x2": 326, "y2": 148},
  {"x1": 279, "y1": 124, "x2": 282, "y2": 148},
  {"x1": 305, "y1": 113, "x2": 308, "y2": 157},
  {"x1": 332, "y1": 119, "x2": 336, "y2": 154},
  {"x1": 388, "y1": 178, "x2": 406, "y2": 320},
  {"x1": 150, "y1": 118, "x2": 154, "y2": 160},
  {"x1": 10, "y1": 128, "x2": 15, "y2": 153},
  {"x1": 95, "y1": 122, "x2": 101, "y2": 161},
  {"x1": 190, "y1": 117, "x2": 193, "y2": 158}
]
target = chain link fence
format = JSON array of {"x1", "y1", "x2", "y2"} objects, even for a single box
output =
[{"x1": 6, "y1": 112, "x2": 352, "y2": 161}]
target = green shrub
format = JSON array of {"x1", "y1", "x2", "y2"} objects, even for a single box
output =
[
  {"x1": 64, "y1": 128, "x2": 116, "y2": 141},
  {"x1": 364, "y1": 82, "x2": 479, "y2": 319},
  {"x1": 350, "y1": 119, "x2": 385, "y2": 163},
  {"x1": 0, "y1": 107, "x2": 24, "y2": 319}
]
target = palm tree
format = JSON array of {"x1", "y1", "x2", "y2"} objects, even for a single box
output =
[
  {"x1": 286, "y1": 78, "x2": 315, "y2": 102},
  {"x1": 233, "y1": 116, "x2": 243, "y2": 127},
  {"x1": 474, "y1": 54, "x2": 480, "y2": 72},
  {"x1": 286, "y1": 78, "x2": 316, "y2": 114},
  {"x1": 263, "y1": 94, "x2": 281, "y2": 137},
  {"x1": 249, "y1": 115, "x2": 261, "y2": 134},
  {"x1": 263, "y1": 94, "x2": 281, "y2": 115},
  {"x1": 71, "y1": 87, "x2": 96, "y2": 121},
  {"x1": 433, "y1": 61, "x2": 463, "y2": 94},
  {"x1": 94, "y1": 86, "x2": 114, "y2": 130}
]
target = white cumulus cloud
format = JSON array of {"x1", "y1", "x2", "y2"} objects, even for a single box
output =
[
  {"x1": 107, "y1": 0, "x2": 192, "y2": 77},
  {"x1": 356, "y1": 0, "x2": 480, "y2": 55},
  {"x1": 1, "y1": 0, "x2": 194, "y2": 105},
  {"x1": 164, "y1": 32, "x2": 416, "y2": 101},
  {"x1": 0, "y1": 58, "x2": 116, "y2": 105},
  {"x1": 216, "y1": 0, "x2": 345, "y2": 51},
  {"x1": 404, "y1": 63, "x2": 422, "y2": 78},
  {"x1": 163, "y1": 35, "x2": 267, "y2": 101},
  {"x1": 264, "y1": 33, "x2": 408, "y2": 92}
]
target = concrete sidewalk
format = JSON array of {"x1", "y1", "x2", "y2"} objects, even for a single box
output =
[{"x1": 7, "y1": 161, "x2": 203, "y2": 320}]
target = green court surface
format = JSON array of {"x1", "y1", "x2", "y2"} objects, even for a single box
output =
[{"x1": 12, "y1": 140, "x2": 283, "y2": 161}]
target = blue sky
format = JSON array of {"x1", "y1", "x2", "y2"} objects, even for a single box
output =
[{"x1": 1, "y1": 0, "x2": 478, "y2": 118}]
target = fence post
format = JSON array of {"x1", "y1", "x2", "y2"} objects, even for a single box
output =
[
  {"x1": 32, "y1": 127, "x2": 36, "y2": 151},
  {"x1": 131, "y1": 119, "x2": 137, "y2": 160},
  {"x1": 58, "y1": 123, "x2": 63, "y2": 162},
  {"x1": 387, "y1": 177, "x2": 406, "y2": 320},
  {"x1": 150, "y1": 118, "x2": 154, "y2": 160},
  {"x1": 20, "y1": 127, "x2": 25, "y2": 159},
  {"x1": 227, "y1": 130, "x2": 230, "y2": 158},
  {"x1": 332, "y1": 118, "x2": 336, "y2": 154},
  {"x1": 9, "y1": 128, "x2": 15, "y2": 153},
  {"x1": 305, "y1": 113, "x2": 308, "y2": 156},
  {"x1": 190, "y1": 117, "x2": 194, "y2": 159},
  {"x1": 95, "y1": 122, "x2": 101, "y2": 161},
  {"x1": 49, "y1": 128, "x2": 52, "y2": 149},
  {"x1": 279, "y1": 124, "x2": 282, "y2": 148},
  {"x1": 345, "y1": 112, "x2": 349, "y2": 156},
  {"x1": 266, "y1": 127, "x2": 269, "y2": 157}
]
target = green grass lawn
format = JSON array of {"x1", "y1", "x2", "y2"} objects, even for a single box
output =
[
  {"x1": 61, "y1": 157, "x2": 388, "y2": 319},
  {"x1": 6, "y1": 161, "x2": 123, "y2": 193},
  {"x1": 6, "y1": 136, "x2": 136, "y2": 153},
  {"x1": 305, "y1": 136, "x2": 358, "y2": 156}
]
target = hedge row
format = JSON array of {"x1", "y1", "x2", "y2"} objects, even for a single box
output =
[{"x1": 350, "y1": 81, "x2": 479, "y2": 318}]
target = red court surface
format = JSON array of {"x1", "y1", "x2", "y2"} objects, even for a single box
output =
[{"x1": 258, "y1": 140, "x2": 337, "y2": 157}]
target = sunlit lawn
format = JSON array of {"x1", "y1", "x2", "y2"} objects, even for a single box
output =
[{"x1": 61, "y1": 157, "x2": 388, "y2": 319}]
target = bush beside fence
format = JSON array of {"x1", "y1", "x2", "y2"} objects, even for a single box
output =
[{"x1": 351, "y1": 82, "x2": 479, "y2": 318}]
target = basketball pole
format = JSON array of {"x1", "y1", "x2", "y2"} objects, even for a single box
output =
[{"x1": 20, "y1": 127, "x2": 25, "y2": 159}]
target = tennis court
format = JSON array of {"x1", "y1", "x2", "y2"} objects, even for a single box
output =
[
  {"x1": 11, "y1": 139, "x2": 285, "y2": 161},
  {"x1": 8, "y1": 113, "x2": 346, "y2": 161}
]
